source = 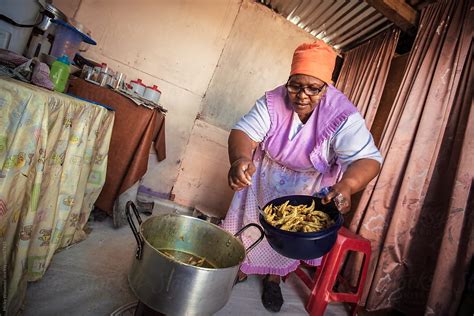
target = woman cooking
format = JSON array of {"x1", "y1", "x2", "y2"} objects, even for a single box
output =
[{"x1": 221, "y1": 40, "x2": 382, "y2": 312}]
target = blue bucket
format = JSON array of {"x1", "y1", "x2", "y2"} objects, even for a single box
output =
[{"x1": 259, "y1": 195, "x2": 343, "y2": 260}]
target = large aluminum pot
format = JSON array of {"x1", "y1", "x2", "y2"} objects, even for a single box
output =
[{"x1": 126, "y1": 201, "x2": 264, "y2": 315}]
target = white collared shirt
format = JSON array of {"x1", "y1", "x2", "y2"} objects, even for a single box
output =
[{"x1": 234, "y1": 96, "x2": 383, "y2": 169}]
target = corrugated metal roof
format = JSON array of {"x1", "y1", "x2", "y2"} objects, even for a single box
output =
[{"x1": 258, "y1": 0, "x2": 394, "y2": 51}]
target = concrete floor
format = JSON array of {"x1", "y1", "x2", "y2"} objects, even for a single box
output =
[{"x1": 22, "y1": 215, "x2": 348, "y2": 316}]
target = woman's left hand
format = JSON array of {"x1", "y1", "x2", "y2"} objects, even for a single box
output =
[
  {"x1": 321, "y1": 159, "x2": 381, "y2": 214},
  {"x1": 321, "y1": 182, "x2": 352, "y2": 214}
]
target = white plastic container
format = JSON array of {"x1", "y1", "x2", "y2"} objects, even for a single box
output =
[
  {"x1": 26, "y1": 33, "x2": 51, "y2": 58},
  {"x1": 143, "y1": 85, "x2": 161, "y2": 103},
  {"x1": 130, "y1": 79, "x2": 146, "y2": 96},
  {"x1": 0, "y1": 0, "x2": 42, "y2": 54}
]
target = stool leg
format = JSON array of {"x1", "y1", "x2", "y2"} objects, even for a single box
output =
[
  {"x1": 295, "y1": 267, "x2": 314, "y2": 289},
  {"x1": 356, "y1": 247, "x2": 371, "y2": 298},
  {"x1": 307, "y1": 249, "x2": 342, "y2": 315},
  {"x1": 313, "y1": 255, "x2": 327, "y2": 283},
  {"x1": 351, "y1": 304, "x2": 360, "y2": 316},
  {"x1": 307, "y1": 294, "x2": 328, "y2": 316},
  {"x1": 306, "y1": 264, "x2": 329, "y2": 314}
]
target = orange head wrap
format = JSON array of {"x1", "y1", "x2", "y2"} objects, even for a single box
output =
[{"x1": 290, "y1": 40, "x2": 337, "y2": 84}]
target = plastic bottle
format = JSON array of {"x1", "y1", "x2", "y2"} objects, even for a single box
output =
[{"x1": 49, "y1": 55, "x2": 70, "y2": 93}]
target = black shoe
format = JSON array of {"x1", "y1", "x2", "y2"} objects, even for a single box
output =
[{"x1": 262, "y1": 276, "x2": 284, "y2": 312}]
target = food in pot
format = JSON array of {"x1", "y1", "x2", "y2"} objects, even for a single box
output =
[
  {"x1": 263, "y1": 200, "x2": 334, "y2": 233},
  {"x1": 160, "y1": 249, "x2": 216, "y2": 268}
]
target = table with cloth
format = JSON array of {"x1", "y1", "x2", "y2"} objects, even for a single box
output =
[
  {"x1": 0, "y1": 77, "x2": 115, "y2": 315},
  {"x1": 67, "y1": 78, "x2": 166, "y2": 225}
]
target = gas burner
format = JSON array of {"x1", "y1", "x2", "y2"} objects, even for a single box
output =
[{"x1": 110, "y1": 301, "x2": 165, "y2": 316}]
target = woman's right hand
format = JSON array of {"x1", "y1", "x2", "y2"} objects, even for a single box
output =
[{"x1": 228, "y1": 158, "x2": 256, "y2": 191}]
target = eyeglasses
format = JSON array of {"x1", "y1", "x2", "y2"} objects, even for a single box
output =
[{"x1": 286, "y1": 82, "x2": 326, "y2": 96}]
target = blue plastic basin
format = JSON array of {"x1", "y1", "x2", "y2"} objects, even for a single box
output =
[{"x1": 259, "y1": 195, "x2": 343, "y2": 260}]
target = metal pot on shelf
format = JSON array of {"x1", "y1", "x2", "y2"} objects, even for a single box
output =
[
  {"x1": 36, "y1": 3, "x2": 68, "y2": 32},
  {"x1": 126, "y1": 201, "x2": 264, "y2": 316}
]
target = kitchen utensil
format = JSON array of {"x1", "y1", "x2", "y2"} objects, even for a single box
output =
[
  {"x1": 98, "y1": 68, "x2": 113, "y2": 87},
  {"x1": 25, "y1": 32, "x2": 51, "y2": 58},
  {"x1": 126, "y1": 201, "x2": 264, "y2": 315},
  {"x1": 91, "y1": 65, "x2": 101, "y2": 82},
  {"x1": 50, "y1": 19, "x2": 96, "y2": 61},
  {"x1": 143, "y1": 84, "x2": 161, "y2": 103},
  {"x1": 259, "y1": 195, "x2": 343, "y2": 260},
  {"x1": 68, "y1": 18, "x2": 92, "y2": 53},
  {"x1": 130, "y1": 79, "x2": 146, "y2": 96},
  {"x1": 109, "y1": 71, "x2": 125, "y2": 90},
  {"x1": 49, "y1": 54, "x2": 70, "y2": 93},
  {"x1": 80, "y1": 65, "x2": 94, "y2": 80},
  {"x1": 39, "y1": 53, "x2": 80, "y2": 75},
  {"x1": 247, "y1": 183, "x2": 269, "y2": 219},
  {"x1": 37, "y1": 3, "x2": 67, "y2": 32}
]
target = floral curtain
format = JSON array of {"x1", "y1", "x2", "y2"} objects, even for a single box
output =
[
  {"x1": 347, "y1": 0, "x2": 473, "y2": 314},
  {"x1": 0, "y1": 78, "x2": 114, "y2": 315},
  {"x1": 336, "y1": 27, "x2": 400, "y2": 129}
]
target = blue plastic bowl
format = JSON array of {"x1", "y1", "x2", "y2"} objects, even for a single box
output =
[{"x1": 259, "y1": 195, "x2": 343, "y2": 260}]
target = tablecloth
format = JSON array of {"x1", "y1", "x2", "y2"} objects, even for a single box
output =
[
  {"x1": 0, "y1": 77, "x2": 114, "y2": 315},
  {"x1": 67, "y1": 78, "x2": 166, "y2": 217}
]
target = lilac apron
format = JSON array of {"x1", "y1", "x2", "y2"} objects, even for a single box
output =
[{"x1": 221, "y1": 85, "x2": 356, "y2": 275}]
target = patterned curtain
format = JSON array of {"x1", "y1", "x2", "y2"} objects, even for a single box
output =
[
  {"x1": 347, "y1": 0, "x2": 473, "y2": 314},
  {"x1": 336, "y1": 27, "x2": 400, "y2": 129}
]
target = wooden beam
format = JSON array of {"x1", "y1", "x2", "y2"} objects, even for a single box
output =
[{"x1": 365, "y1": 0, "x2": 418, "y2": 32}]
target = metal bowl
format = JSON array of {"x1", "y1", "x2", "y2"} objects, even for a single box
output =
[{"x1": 259, "y1": 195, "x2": 343, "y2": 260}]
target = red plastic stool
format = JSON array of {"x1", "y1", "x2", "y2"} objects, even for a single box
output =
[{"x1": 290, "y1": 227, "x2": 371, "y2": 316}]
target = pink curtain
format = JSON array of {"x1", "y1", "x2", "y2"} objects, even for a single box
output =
[
  {"x1": 336, "y1": 27, "x2": 400, "y2": 128},
  {"x1": 348, "y1": 0, "x2": 473, "y2": 314}
]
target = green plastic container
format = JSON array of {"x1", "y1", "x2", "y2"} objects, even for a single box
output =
[{"x1": 49, "y1": 55, "x2": 70, "y2": 93}]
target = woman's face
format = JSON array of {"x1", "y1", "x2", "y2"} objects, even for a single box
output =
[{"x1": 286, "y1": 74, "x2": 327, "y2": 120}]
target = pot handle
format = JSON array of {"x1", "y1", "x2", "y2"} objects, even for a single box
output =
[
  {"x1": 234, "y1": 223, "x2": 265, "y2": 254},
  {"x1": 126, "y1": 201, "x2": 144, "y2": 260}
]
